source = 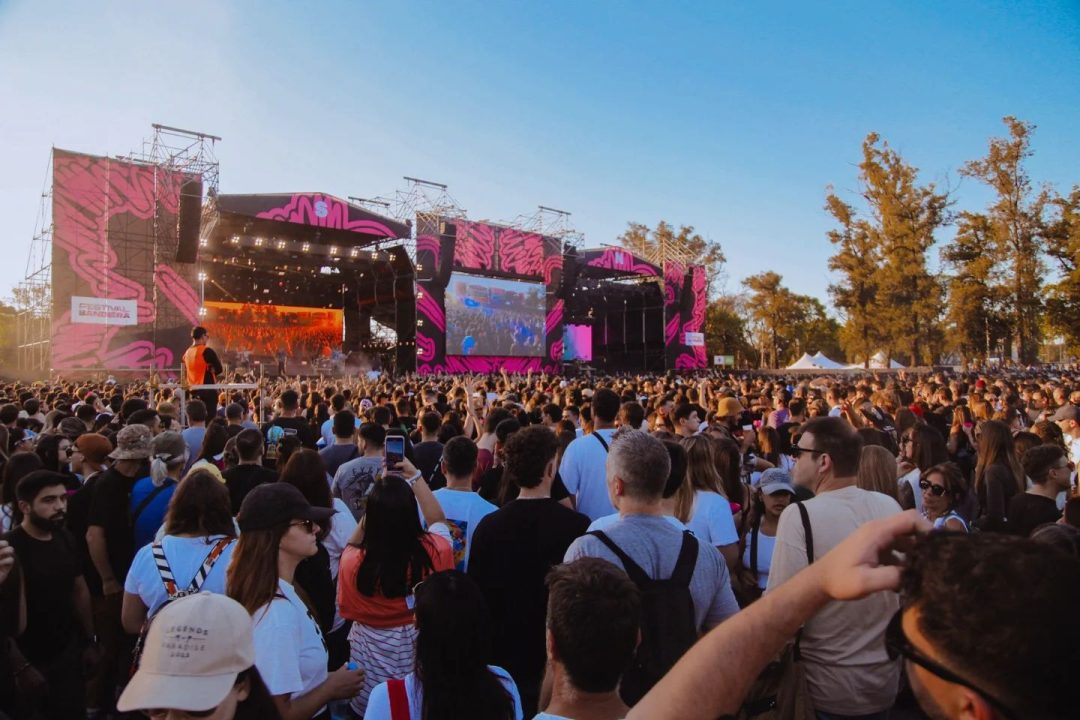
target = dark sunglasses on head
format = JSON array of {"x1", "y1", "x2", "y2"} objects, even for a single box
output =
[
  {"x1": 885, "y1": 610, "x2": 1016, "y2": 720},
  {"x1": 918, "y1": 479, "x2": 948, "y2": 496}
]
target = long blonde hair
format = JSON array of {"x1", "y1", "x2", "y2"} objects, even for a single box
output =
[
  {"x1": 857, "y1": 445, "x2": 898, "y2": 501},
  {"x1": 675, "y1": 435, "x2": 722, "y2": 522}
]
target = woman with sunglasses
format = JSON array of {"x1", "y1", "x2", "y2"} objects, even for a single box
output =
[
  {"x1": 116, "y1": 592, "x2": 283, "y2": 720},
  {"x1": 918, "y1": 462, "x2": 968, "y2": 532},
  {"x1": 896, "y1": 423, "x2": 948, "y2": 514},
  {"x1": 338, "y1": 459, "x2": 454, "y2": 717},
  {"x1": 363, "y1": 570, "x2": 521, "y2": 719},
  {"x1": 228, "y1": 483, "x2": 365, "y2": 720}
]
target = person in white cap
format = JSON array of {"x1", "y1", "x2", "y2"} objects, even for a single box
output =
[
  {"x1": 736, "y1": 468, "x2": 797, "y2": 602},
  {"x1": 117, "y1": 592, "x2": 282, "y2": 720}
]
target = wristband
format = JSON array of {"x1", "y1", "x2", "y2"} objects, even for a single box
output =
[{"x1": 406, "y1": 471, "x2": 422, "y2": 487}]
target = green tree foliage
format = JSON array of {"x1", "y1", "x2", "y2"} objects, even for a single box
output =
[
  {"x1": 704, "y1": 294, "x2": 758, "y2": 368},
  {"x1": 1045, "y1": 186, "x2": 1080, "y2": 353},
  {"x1": 617, "y1": 221, "x2": 726, "y2": 298},
  {"x1": 0, "y1": 301, "x2": 17, "y2": 368},
  {"x1": 858, "y1": 133, "x2": 948, "y2": 366},
  {"x1": 940, "y1": 212, "x2": 1010, "y2": 366},
  {"x1": 825, "y1": 192, "x2": 880, "y2": 366},
  {"x1": 742, "y1": 272, "x2": 842, "y2": 368},
  {"x1": 958, "y1": 117, "x2": 1050, "y2": 364}
]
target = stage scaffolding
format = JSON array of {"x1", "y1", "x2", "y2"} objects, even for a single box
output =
[{"x1": 15, "y1": 154, "x2": 54, "y2": 375}]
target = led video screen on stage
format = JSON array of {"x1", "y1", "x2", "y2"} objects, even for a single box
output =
[
  {"x1": 202, "y1": 301, "x2": 343, "y2": 360},
  {"x1": 563, "y1": 324, "x2": 593, "y2": 361},
  {"x1": 446, "y1": 272, "x2": 546, "y2": 357}
]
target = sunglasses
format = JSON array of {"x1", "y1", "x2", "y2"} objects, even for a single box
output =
[
  {"x1": 918, "y1": 479, "x2": 948, "y2": 496},
  {"x1": 789, "y1": 444, "x2": 823, "y2": 458},
  {"x1": 899, "y1": 436, "x2": 913, "y2": 445},
  {"x1": 885, "y1": 610, "x2": 1016, "y2": 720},
  {"x1": 289, "y1": 519, "x2": 318, "y2": 534}
]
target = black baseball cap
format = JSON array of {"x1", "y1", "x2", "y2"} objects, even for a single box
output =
[{"x1": 237, "y1": 483, "x2": 335, "y2": 532}]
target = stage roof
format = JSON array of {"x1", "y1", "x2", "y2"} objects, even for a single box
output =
[{"x1": 214, "y1": 192, "x2": 411, "y2": 240}]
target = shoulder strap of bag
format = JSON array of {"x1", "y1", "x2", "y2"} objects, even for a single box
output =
[
  {"x1": 152, "y1": 541, "x2": 179, "y2": 597},
  {"x1": 186, "y1": 538, "x2": 232, "y2": 594},
  {"x1": 593, "y1": 432, "x2": 609, "y2": 452},
  {"x1": 131, "y1": 482, "x2": 171, "y2": 526},
  {"x1": 796, "y1": 501, "x2": 814, "y2": 564},
  {"x1": 670, "y1": 530, "x2": 699, "y2": 586},
  {"x1": 388, "y1": 677, "x2": 410, "y2": 720},
  {"x1": 749, "y1": 521, "x2": 760, "y2": 578},
  {"x1": 588, "y1": 530, "x2": 649, "y2": 585}
]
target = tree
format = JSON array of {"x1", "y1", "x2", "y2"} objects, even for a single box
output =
[
  {"x1": 959, "y1": 117, "x2": 1050, "y2": 364},
  {"x1": 0, "y1": 301, "x2": 17, "y2": 368},
  {"x1": 858, "y1": 133, "x2": 948, "y2": 366},
  {"x1": 940, "y1": 212, "x2": 1010, "y2": 366},
  {"x1": 704, "y1": 294, "x2": 758, "y2": 368},
  {"x1": 1045, "y1": 185, "x2": 1080, "y2": 354},
  {"x1": 825, "y1": 191, "x2": 881, "y2": 366},
  {"x1": 741, "y1": 272, "x2": 842, "y2": 368},
  {"x1": 617, "y1": 221, "x2": 726, "y2": 298}
]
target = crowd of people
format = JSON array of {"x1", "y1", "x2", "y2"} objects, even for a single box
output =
[{"x1": 1, "y1": 331, "x2": 1078, "y2": 720}]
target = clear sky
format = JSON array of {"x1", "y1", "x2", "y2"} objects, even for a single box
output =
[{"x1": 2, "y1": 1, "x2": 1078, "y2": 310}]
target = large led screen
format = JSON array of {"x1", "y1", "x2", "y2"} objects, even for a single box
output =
[
  {"x1": 446, "y1": 272, "x2": 546, "y2": 357},
  {"x1": 202, "y1": 301, "x2": 343, "y2": 359},
  {"x1": 563, "y1": 324, "x2": 593, "y2": 361}
]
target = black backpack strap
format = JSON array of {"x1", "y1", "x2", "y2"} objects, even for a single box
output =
[
  {"x1": 670, "y1": 530, "x2": 699, "y2": 586},
  {"x1": 593, "y1": 432, "x2": 609, "y2": 452},
  {"x1": 796, "y1": 501, "x2": 814, "y2": 564},
  {"x1": 588, "y1": 530, "x2": 649, "y2": 585},
  {"x1": 749, "y1": 522, "x2": 759, "y2": 579},
  {"x1": 131, "y1": 482, "x2": 171, "y2": 527}
]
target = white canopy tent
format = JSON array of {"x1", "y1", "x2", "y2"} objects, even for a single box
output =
[
  {"x1": 811, "y1": 351, "x2": 848, "y2": 370},
  {"x1": 787, "y1": 352, "x2": 849, "y2": 370},
  {"x1": 846, "y1": 351, "x2": 906, "y2": 369}
]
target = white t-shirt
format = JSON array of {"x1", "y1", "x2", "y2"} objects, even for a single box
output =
[
  {"x1": 324, "y1": 498, "x2": 358, "y2": 580},
  {"x1": 898, "y1": 468, "x2": 923, "y2": 513},
  {"x1": 558, "y1": 428, "x2": 618, "y2": 520},
  {"x1": 363, "y1": 665, "x2": 522, "y2": 720},
  {"x1": 687, "y1": 490, "x2": 739, "y2": 547},
  {"x1": 588, "y1": 512, "x2": 686, "y2": 532},
  {"x1": 741, "y1": 527, "x2": 777, "y2": 590},
  {"x1": 252, "y1": 579, "x2": 329, "y2": 709},
  {"x1": 431, "y1": 488, "x2": 498, "y2": 571},
  {"x1": 124, "y1": 535, "x2": 236, "y2": 616}
]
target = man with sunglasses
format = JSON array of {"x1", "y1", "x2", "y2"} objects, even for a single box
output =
[
  {"x1": 767, "y1": 416, "x2": 903, "y2": 720},
  {"x1": 889, "y1": 532, "x2": 1078, "y2": 719}
]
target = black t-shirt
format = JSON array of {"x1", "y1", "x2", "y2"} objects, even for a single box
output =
[
  {"x1": 7, "y1": 527, "x2": 82, "y2": 663},
  {"x1": 478, "y1": 467, "x2": 571, "y2": 507},
  {"x1": 200, "y1": 347, "x2": 224, "y2": 383},
  {"x1": 65, "y1": 471, "x2": 103, "y2": 595},
  {"x1": 86, "y1": 464, "x2": 147, "y2": 582},
  {"x1": 467, "y1": 499, "x2": 589, "y2": 707},
  {"x1": 221, "y1": 464, "x2": 278, "y2": 515},
  {"x1": 412, "y1": 441, "x2": 444, "y2": 482},
  {"x1": 1007, "y1": 492, "x2": 1061, "y2": 538}
]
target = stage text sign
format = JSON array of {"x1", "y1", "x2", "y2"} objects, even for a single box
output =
[
  {"x1": 71, "y1": 296, "x2": 138, "y2": 326},
  {"x1": 684, "y1": 331, "x2": 704, "y2": 347}
]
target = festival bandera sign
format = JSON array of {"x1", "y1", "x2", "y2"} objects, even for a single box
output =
[
  {"x1": 71, "y1": 296, "x2": 138, "y2": 326},
  {"x1": 684, "y1": 331, "x2": 705, "y2": 347}
]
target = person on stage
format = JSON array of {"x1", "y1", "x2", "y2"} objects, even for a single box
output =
[{"x1": 183, "y1": 326, "x2": 224, "y2": 415}]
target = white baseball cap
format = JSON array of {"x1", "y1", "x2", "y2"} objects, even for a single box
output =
[{"x1": 117, "y1": 593, "x2": 255, "y2": 713}]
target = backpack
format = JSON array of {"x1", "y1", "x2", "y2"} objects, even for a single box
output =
[
  {"x1": 130, "y1": 537, "x2": 232, "y2": 675},
  {"x1": 588, "y1": 529, "x2": 699, "y2": 706}
]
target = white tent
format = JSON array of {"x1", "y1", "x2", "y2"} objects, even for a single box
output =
[
  {"x1": 786, "y1": 353, "x2": 821, "y2": 370},
  {"x1": 847, "y1": 351, "x2": 905, "y2": 369},
  {"x1": 811, "y1": 351, "x2": 848, "y2": 370}
]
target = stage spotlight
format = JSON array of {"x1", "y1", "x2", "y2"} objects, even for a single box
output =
[
  {"x1": 198, "y1": 306, "x2": 207, "y2": 317},
  {"x1": 255, "y1": 237, "x2": 265, "y2": 247},
  {"x1": 199, "y1": 238, "x2": 208, "y2": 247},
  {"x1": 416, "y1": 263, "x2": 423, "y2": 271},
  {"x1": 277, "y1": 240, "x2": 286, "y2": 250},
  {"x1": 197, "y1": 271, "x2": 207, "y2": 282},
  {"x1": 330, "y1": 246, "x2": 338, "y2": 255},
  {"x1": 230, "y1": 236, "x2": 239, "y2": 244},
  {"x1": 302, "y1": 243, "x2": 310, "y2": 252},
  {"x1": 350, "y1": 248, "x2": 359, "y2": 258}
]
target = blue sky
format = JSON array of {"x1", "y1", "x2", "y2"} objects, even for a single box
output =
[{"x1": 1, "y1": 0, "x2": 1078, "y2": 311}]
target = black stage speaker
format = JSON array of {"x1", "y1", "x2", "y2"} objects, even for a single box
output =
[
  {"x1": 176, "y1": 179, "x2": 203, "y2": 263},
  {"x1": 559, "y1": 250, "x2": 580, "y2": 299},
  {"x1": 436, "y1": 222, "x2": 456, "y2": 286}
]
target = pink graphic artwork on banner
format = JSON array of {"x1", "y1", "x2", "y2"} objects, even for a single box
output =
[
  {"x1": 51, "y1": 150, "x2": 199, "y2": 371},
  {"x1": 499, "y1": 229, "x2": 545, "y2": 276},
  {"x1": 454, "y1": 221, "x2": 496, "y2": 271},
  {"x1": 585, "y1": 247, "x2": 661, "y2": 277},
  {"x1": 256, "y1": 194, "x2": 398, "y2": 237}
]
